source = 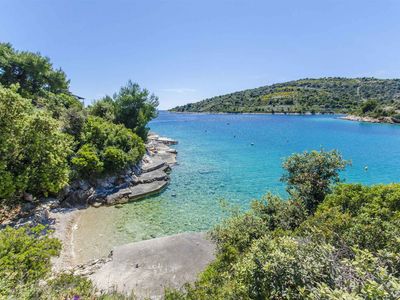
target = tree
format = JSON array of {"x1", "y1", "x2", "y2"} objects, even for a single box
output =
[
  {"x1": 0, "y1": 86, "x2": 73, "y2": 200},
  {"x1": 0, "y1": 43, "x2": 69, "y2": 98},
  {"x1": 281, "y1": 150, "x2": 349, "y2": 214},
  {"x1": 17, "y1": 112, "x2": 73, "y2": 196},
  {"x1": 113, "y1": 81, "x2": 159, "y2": 140},
  {"x1": 74, "y1": 116, "x2": 145, "y2": 176},
  {"x1": 87, "y1": 95, "x2": 116, "y2": 122},
  {"x1": 360, "y1": 99, "x2": 378, "y2": 114}
]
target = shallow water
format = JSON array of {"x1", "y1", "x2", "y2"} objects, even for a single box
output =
[{"x1": 73, "y1": 112, "x2": 400, "y2": 263}]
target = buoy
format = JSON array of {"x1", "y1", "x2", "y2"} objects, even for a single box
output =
[
  {"x1": 251, "y1": 143, "x2": 254, "y2": 146},
  {"x1": 364, "y1": 166, "x2": 368, "y2": 171}
]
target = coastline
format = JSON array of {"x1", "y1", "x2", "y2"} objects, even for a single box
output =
[
  {"x1": 49, "y1": 133, "x2": 179, "y2": 271},
  {"x1": 168, "y1": 110, "x2": 400, "y2": 125},
  {"x1": 340, "y1": 114, "x2": 400, "y2": 125},
  {"x1": 168, "y1": 110, "x2": 336, "y2": 116}
]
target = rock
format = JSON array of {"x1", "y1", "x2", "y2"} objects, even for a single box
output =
[
  {"x1": 89, "y1": 232, "x2": 215, "y2": 299},
  {"x1": 137, "y1": 169, "x2": 168, "y2": 184},
  {"x1": 154, "y1": 137, "x2": 178, "y2": 145},
  {"x1": 23, "y1": 192, "x2": 34, "y2": 202},
  {"x1": 105, "y1": 188, "x2": 132, "y2": 205},
  {"x1": 140, "y1": 158, "x2": 166, "y2": 173},
  {"x1": 58, "y1": 133, "x2": 177, "y2": 208}
]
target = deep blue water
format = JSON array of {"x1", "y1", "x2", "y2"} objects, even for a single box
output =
[{"x1": 75, "y1": 112, "x2": 400, "y2": 256}]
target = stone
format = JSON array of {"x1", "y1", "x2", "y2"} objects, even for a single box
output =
[
  {"x1": 23, "y1": 192, "x2": 34, "y2": 202},
  {"x1": 89, "y1": 232, "x2": 215, "y2": 299}
]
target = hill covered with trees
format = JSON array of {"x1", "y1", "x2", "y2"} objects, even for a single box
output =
[{"x1": 171, "y1": 77, "x2": 400, "y2": 116}]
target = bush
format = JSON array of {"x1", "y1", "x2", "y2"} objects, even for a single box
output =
[
  {"x1": 281, "y1": 150, "x2": 349, "y2": 214},
  {"x1": 88, "y1": 95, "x2": 116, "y2": 122},
  {"x1": 103, "y1": 146, "x2": 130, "y2": 172},
  {"x1": 72, "y1": 144, "x2": 104, "y2": 177},
  {"x1": 43, "y1": 273, "x2": 95, "y2": 299},
  {"x1": 299, "y1": 183, "x2": 400, "y2": 253},
  {"x1": 0, "y1": 86, "x2": 73, "y2": 199},
  {"x1": 0, "y1": 225, "x2": 61, "y2": 297},
  {"x1": 79, "y1": 116, "x2": 145, "y2": 174},
  {"x1": 360, "y1": 99, "x2": 378, "y2": 114}
]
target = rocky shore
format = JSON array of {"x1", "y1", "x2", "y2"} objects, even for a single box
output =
[
  {"x1": 50, "y1": 134, "x2": 179, "y2": 270},
  {"x1": 2, "y1": 133, "x2": 215, "y2": 298},
  {"x1": 88, "y1": 232, "x2": 215, "y2": 299},
  {"x1": 60, "y1": 133, "x2": 178, "y2": 207},
  {"x1": 341, "y1": 114, "x2": 400, "y2": 124},
  {"x1": 2, "y1": 134, "x2": 179, "y2": 268}
]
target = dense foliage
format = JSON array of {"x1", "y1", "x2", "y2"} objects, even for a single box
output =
[
  {"x1": 89, "y1": 81, "x2": 159, "y2": 140},
  {"x1": 72, "y1": 116, "x2": 145, "y2": 177},
  {"x1": 166, "y1": 151, "x2": 400, "y2": 299},
  {"x1": 0, "y1": 43, "x2": 158, "y2": 204},
  {"x1": 171, "y1": 77, "x2": 400, "y2": 116},
  {"x1": 0, "y1": 86, "x2": 73, "y2": 199},
  {"x1": 281, "y1": 150, "x2": 349, "y2": 214}
]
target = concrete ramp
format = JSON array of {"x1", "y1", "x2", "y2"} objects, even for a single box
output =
[{"x1": 90, "y1": 232, "x2": 215, "y2": 299}]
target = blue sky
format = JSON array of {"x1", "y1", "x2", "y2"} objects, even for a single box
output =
[{"x1": 1, "y1": 0, "x2": 400, "y2": 109}]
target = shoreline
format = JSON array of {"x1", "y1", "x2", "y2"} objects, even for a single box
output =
[
  {"x1": 49, "y1": 133, "x2": 179, "y2": 271},
  {"x1": 167, "y1": 110, "x2": 400, "y2": 125},
  {"x1": 340, "y1": 114, "x2": 400, "y2": 125},
  {"x1": 167, "y1": 110, "x2": 337, "y2": 116}
]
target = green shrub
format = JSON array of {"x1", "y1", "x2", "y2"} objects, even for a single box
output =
[
  {"x1": 72, "y1": 144, "x2": 104, "y2": 177},
  {"x1": 0, "y1": 86, "x2": 73, "y2": 199},
  {"x1": 80, "y1": 116, "x2": 145, "y2": 174},
  {"x1": 281, "y1": 150, "x2": 349, "y2": 214},
  {"x1": 299, "y1": 183, "x2": 400, "y2": 253},
  {"x1": 43, "y1": 273, "x2": 95, "y2": 299},
  {"x1": 103, "y1": 146, "x2": 130, "y2": 171},
  {"x1": 0, "y1": 225, "x2": 61, "y2": 296},
  {"x1": 88, "y1": 95, "x2": 116, "y2": 122},
  {"x1": 360, "y1": 99, "x2": 378, "y2": 114}
]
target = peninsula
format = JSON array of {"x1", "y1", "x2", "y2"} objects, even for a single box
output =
[{"x1": 171, "y1": 77, "x2": 400, "y2": 123}]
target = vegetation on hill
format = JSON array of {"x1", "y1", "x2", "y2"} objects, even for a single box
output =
[
  {"x1": 0, "y1": 43, "x2": 158, "y2": 207},
  {"x1": 171, "y1": 77, "x2": 400, "y2": 117},
  {"x1": 166, "y1": 150, "x2": 400, "y2": 299}
]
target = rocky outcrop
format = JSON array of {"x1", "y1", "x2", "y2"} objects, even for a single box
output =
[
  {"x1": 89, "y1": 232, "x2": 215, "y2": 299},
  {"x1": 59, "y1": 134, "x2": 178, "y2": 207},
  {"x1": 341, "y1": 115, "x2": 400, "y2": 124}
]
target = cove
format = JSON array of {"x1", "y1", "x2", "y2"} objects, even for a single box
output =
[{"x1": 73, "y1": 112, "x2": 400, "y2": 263}]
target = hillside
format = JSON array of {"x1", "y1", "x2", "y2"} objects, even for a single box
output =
[{"x1": 170, "y1": 77, "x2": 400, "y2": 114}]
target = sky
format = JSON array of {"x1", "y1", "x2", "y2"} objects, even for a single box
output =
[{"x1": 1, "y1": 0, "x2": 400, "y2": 109}]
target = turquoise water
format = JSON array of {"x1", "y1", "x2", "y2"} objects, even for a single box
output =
[{"x1": 75, "y1": 112, "x2": 400, "y2": 262}]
